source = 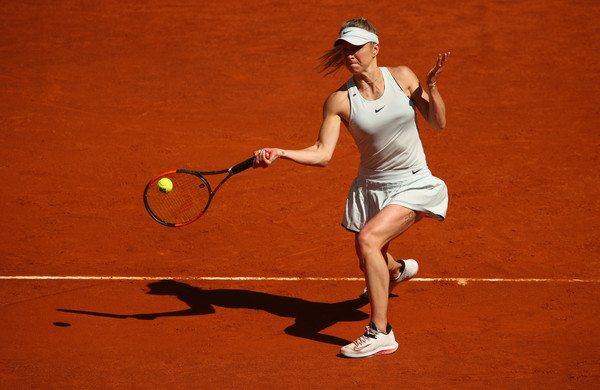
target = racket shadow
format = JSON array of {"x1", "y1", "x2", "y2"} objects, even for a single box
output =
[{"x1": 58, "y1": 280, "x2": 370, "y2": 346}]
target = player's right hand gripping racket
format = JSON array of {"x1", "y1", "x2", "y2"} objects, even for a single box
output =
[{"x1": 143, "y1": 156, "x2": 258, "y2": 227}]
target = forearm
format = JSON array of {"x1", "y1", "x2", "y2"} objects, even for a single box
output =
[
  {"x1": 426, "y1": 84, "x2": 446, "y2": 130},
  {"x1": 276, "y1": 142, "x2": 333, "y2": 167},
  {"x1": 423, "y1": 52, "x2": 450, "y2": 129}
]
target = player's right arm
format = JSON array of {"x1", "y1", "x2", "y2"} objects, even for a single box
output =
[{"x1": 255, "y1": 89, "x2": 347, "y2": 167}]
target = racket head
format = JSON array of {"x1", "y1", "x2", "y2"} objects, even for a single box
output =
[{"x1": 143, "y1": 171, "x2": 212, "y2": 227}]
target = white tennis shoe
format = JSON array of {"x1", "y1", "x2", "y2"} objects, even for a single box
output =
[
  {"x1": 340, "y1": 322, "x2": 398, "y2": 358},
  {"x1": 362, "y1": 259, "x2": 419, "y2": 299}
]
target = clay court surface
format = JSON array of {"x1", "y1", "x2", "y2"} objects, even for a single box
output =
[{"x1": 1, "y1": 0, "x2": 599, "y2": 388}]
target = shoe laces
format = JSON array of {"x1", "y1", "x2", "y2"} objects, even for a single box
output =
[{"x1": 353, "y1": 325, "x2": 378, "y2": 347}]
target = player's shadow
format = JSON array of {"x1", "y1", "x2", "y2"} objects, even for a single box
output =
[{"x1": 58, "y1": 280, "x2": 369, "y2": 346}]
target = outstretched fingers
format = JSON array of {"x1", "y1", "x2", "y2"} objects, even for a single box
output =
[{"x1": 427, "y1": 52, "x2": 451, "y2": 88}]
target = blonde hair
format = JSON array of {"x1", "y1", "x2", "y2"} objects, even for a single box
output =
[{"x1": 319, "y1": 17, "x2": 379, "y2": 76}]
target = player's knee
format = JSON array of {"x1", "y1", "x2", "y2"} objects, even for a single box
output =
[{"x1": 356, "y1": 229, "x2": 382, "y2": 259}]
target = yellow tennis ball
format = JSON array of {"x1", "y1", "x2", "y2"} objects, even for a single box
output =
[{"x1": 157, "y1": 177, "x2": 173, "y2": 193}]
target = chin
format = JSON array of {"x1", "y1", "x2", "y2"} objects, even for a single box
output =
[{"x1": 346, "y1": 64, "x2": 361, "y2": 73}]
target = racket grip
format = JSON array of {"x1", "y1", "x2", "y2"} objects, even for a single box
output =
[{"x1": 230, "y1": 157, "x2": 255, "y2": 174}]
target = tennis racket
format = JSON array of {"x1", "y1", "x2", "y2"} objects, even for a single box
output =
[{"x1": 144, "y1": 154, "x2": 263, "y2": 227}]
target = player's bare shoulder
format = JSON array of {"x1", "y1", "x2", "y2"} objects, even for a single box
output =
[
  {"x1": 388, "y1": 65, "x2": 419, "y2": 96},
  {"x1": 323, "y1": 83, "x2": 351, "y2": 121},
  {"x1": 388, "y1": 65, "x2": 417, "y2": 80}
]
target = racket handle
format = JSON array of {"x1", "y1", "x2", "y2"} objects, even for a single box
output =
[{"x1": 230, "y1": 157, "x2": 255, "y2": 174}]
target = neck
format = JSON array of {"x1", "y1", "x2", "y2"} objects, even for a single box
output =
[{"x1": 354, "y1": 66, "x2": 382, "y2": 89}]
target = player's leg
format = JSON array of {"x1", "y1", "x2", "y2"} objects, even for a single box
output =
[
  {"x1": 358, "y1": 242, "x2": 400, "y2": 275},
  {"x1": 381, "y1": 244, "x2": 399, "y2": 278},
  {"x1": 356, "y1": 242, "x2": 395, "y2": 273},
  {"x1": 341, "y1": 204, "x2": 421, "y2": 358},
  {"x1": 382, "y1": 212, "x2": 423, "y2": 280},
  {"x1": 355, "y1": 204, "x2": 420, "y2": 332}
]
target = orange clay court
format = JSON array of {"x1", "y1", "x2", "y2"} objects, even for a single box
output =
[{"x1": 1, "y1": 0, "x2": 599, "y2": 388}]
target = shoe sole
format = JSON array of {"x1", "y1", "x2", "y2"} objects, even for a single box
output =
[{"x1": 340, "y1": 343, "x2": 399, "y2": 358}]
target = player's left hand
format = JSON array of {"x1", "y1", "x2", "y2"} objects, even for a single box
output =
[{"x1": 426, "y1": 52, "x2": 450, "y2": 90}]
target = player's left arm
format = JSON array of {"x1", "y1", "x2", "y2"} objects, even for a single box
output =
[{"x1": 391, "y1": 52, "x2": 450, "y2": 130}]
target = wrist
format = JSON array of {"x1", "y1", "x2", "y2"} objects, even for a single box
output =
[{"x1": 427, "y1": 81, "x2": 437, "y2": 90}]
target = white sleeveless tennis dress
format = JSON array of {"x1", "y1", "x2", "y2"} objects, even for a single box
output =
[{"x1": 342, "y1": 67, "x2": 448, "y2": 232}]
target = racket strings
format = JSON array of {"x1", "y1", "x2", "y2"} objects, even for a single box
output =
[{"x1": 145, "y1": 173, "x2": 210, "y2": 225}]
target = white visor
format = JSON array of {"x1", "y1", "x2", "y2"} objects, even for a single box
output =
[{"x1": 334, "y1": 27, "x2": 379, "y2": 46}]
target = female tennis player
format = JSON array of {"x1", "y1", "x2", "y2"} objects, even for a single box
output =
[{"x1": 254, "y1": 17, "x2": 450, "y2": 358}]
